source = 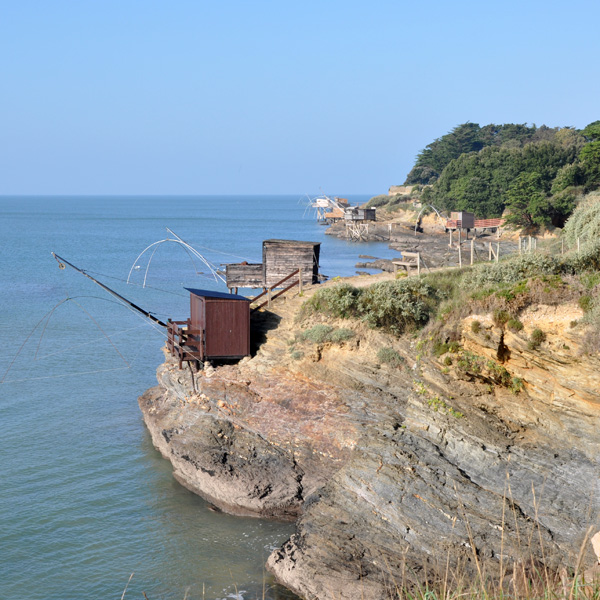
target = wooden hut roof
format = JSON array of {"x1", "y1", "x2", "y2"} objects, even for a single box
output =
[
  {"x1": 184, "y1": 288, "x2": 250, "y2": 302},
  {"x1": 263, "y1": 239, "x2": 320, "y2": 247}
]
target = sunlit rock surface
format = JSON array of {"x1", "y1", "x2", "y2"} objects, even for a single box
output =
[{"x1": 139, "y1": 286, "x2": 600, "y2": 600}]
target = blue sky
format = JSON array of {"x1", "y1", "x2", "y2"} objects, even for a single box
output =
[{"x1": 1, "y1": 0, "x2": 599, "y2": 195}]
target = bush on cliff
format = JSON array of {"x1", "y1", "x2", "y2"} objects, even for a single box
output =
[
  {"x1": 300, "y1": 278, "x2": 436, "y2": 335},
  {"x1": 356, "y1": 279, "x2": 433, "y2": 333},
  {"x1": 562, "y1": 191, "x2": 600, "y2": 248},
  {"x1": 300, "y1": 283, "x2": 360, "y2": 319}
]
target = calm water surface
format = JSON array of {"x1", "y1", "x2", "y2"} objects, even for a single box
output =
[{"x1": 0, "y1": 196, "x2": 398, "y2": 599}]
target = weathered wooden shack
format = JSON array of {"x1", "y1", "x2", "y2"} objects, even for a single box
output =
[
  {"x1": 263, "y1": 239, "x2": 320, "y2": 288},
  {"x1": 167, "y1": 288, "x2": 250, "y2": 367},
  {"x1": 344, "y1": 207, "x2": 377, "y2": 222},
  {"x1": 446, "y1": 211, "x2": 475, "y2": 230},
  {"x1": 225, "y1": 239, "x2": 321, "y2": 291},
  {"x1": 225, "y1": 262, "x2": 264, "y2": 291}
]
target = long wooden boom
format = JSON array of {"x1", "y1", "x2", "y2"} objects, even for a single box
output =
[{"x1": 51, "y1": 252, "x2": 168, "y2": 328}]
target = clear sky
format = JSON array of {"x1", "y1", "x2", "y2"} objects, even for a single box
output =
[{"x1": 1, "y1": 0, "x2": 599, "y2": 196}]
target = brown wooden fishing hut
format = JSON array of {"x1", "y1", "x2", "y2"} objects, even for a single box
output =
[
  {"x1": 167, "y1": 288, "x2": 250, "y2": 368},
  {"x1": 225, "y1": 239, "x2": 321, "y2": 292}
]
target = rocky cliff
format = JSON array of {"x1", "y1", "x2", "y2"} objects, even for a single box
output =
[{"x1": 138, "y1": 279, "x2": 600, "y2": 600}]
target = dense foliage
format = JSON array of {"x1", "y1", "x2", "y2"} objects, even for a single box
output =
[
  {"x1": 300, "y1": 278, "x2": 436, "y2": 335},
  {"x1": 404, "y1": 121, "x2": 600, "y2": 226},
  {"x1": 562, "y1": 192, "x2": 600, "y2": 247}
]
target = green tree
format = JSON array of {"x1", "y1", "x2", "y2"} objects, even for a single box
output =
[
  {"x1": 581, "y1": 120, "x2": 600, "y2": 141},
  {"x1": 505, "y1": 172, "x2": 546, "y2": 227},
  {"x1": 579, "y1": 141, "x2": 600, "y2": 187}
]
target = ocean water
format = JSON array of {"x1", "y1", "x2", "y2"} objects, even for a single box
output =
[{"x1": 0, "y1": 196, "x2": 399, "y2": 600}]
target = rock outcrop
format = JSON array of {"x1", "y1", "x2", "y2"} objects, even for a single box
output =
[{"x1": 138, "y1": 283, "x2": 600, "y2": 600}]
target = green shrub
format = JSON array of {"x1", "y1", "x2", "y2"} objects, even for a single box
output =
[
  {"x1": 465, "y1": 253, "x2": 559, "y2": 288},
  {"x1": 528, "y1": 328, "x2": 546, "y2": 350},
  {"x1": 377, "y1": 346, "x2": 404, "y2": 367},
  {"x1": 301, "y1": 324, "x2": 334, "y2": 344},
  {"x1": 456, "y1": 351, "x2": 482, "y2": 375},
  {"x1": 329, "y1": 328, "x2": 355, "y2": 343},
  {"x1": 582, "y1": 272, "x2": 600, "y2": 290},
  {"x1": 486, "y1": 360, "x2": 512, "y2": 387},
  {"x1": 300, "y1": 283, "x2": 360, "y2": 319},
  {"x1": 578, "y1": 295, "x2": 593, "y2": 312},
  {"x1": 496, "y1": 280, "x2": 529, "y2": 301},
  {"x1": 300, "y1": 278, "x2": 436, "y2": 335},
  {"x1": 562, "y1": 191, "x2": 600, "y2": 248},
  {"x1": 510, "y1": 377, "x2": 524, "y2": 394},
  {"x1": 356, "y1": 278, "x2": 434, "y2": 334},
  {"x1": 432, "y1": 341, "x2": 450, "y2": 357},
  {"x1": 561, "y1": 241, "x2": 600, "y2": 273},
  {"x1": 471, "y1": 320, "x2": 481, "y2": 334},
  {"x1": 290, "y1": 350, "x2": 304, "y2": 360},
  {"x1": 448, "y1": 341, "x2": 461, "y2": 353},
  {"x1": 493, "y1": 309, "x2": 511, "y2": 327},
  {"x1": 444, "y1": 356, "x2": 453, "y2": 366},
  {"x1": 365, "y1": 194, "x2": 394, "y2": 208},
  {"x1": 506, "y1": 318, "x2": 524, "y2": 332}
]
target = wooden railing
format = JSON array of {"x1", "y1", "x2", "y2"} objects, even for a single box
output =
[
  {"x1": 167, "y1": 319, "x2": 204, "y2": 368},
  {"x1": 251, "y1": 268, "x2": 303, "y2": 312},
  {"x1": 473, "y1": 218, "x2": 504, "y2": 229},
  {"x1": 446, "y1": 218, "x2": 505, "y2": 230}
]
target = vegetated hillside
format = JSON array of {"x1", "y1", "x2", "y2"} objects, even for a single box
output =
[
  {"x1": 397, "y1": 121, "x2": 600, "y2": 227},
  {"x1": 265, "y1": 198, "x2": 600, "y2": 599}
]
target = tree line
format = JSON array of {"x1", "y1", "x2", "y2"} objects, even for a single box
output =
[{"x1": 404, "y1": 121, "x2": 600, "y2": 228}]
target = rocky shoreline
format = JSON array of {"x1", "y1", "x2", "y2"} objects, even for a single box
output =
[{"x1": 138, "y1": 275, "x2": 600, "y2": 600}]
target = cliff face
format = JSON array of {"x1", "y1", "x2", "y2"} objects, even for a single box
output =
[{"x1": 138, "y1": 290, "x2": 600, "y2": 600}]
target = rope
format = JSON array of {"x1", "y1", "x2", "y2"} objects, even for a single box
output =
[
  {"x1": 1, "y1": 302, "x2": 66, "y2": 383},
  {"x1": 86, "y1": 269, "x2": 188, "y2": 299},
  {"x1": 32, "y1": 324, "x2": 148, "y2": 361},
  {"x1": 1, "y1": 294, "x2": 167, "y2": 384},
  {"x1": 66, "y1": 299, "x2": 130, "y2": 367}
]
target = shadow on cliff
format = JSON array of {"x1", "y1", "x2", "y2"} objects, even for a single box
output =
[{"x1": 250, "y1": 309, "x2": 282, "y2": 355}]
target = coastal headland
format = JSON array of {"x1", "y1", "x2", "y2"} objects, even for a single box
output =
[{"x1": 139, "y1": 241, "x2": 600, "y2": 600}]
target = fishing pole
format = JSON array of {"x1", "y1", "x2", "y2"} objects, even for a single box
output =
[{"x1": 51, "y1": 252, "x2": 168, "y2": 329}]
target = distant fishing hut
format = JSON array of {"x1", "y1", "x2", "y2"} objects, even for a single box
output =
[
  {"x1": 344, "y1": 207, "x2": 376, "y2": 241},
  {"x1": 167, "y1": 288, "x2": 251, "y2": 368},
  {"x1": 225, "y1": 239, "x2": 321, "y2": 293}
]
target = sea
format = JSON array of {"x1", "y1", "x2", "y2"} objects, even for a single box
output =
[{"x1": 0, "y1": 195, "x2": 400, "y2": 600}]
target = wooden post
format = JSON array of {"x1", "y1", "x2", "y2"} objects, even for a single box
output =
[
  {"x1": 449, "y1": 229, "x2": 453, "y2": 248},
  {"x1": 458, "y1": 244, "x2": 462, "y2": 268},
  {"x1": 489, "y1": 242, "x2": 492, "y2": 261},
  {"x1": 417, "y1": 253, "x2": 421, "y2": 276},
  {"x1": 496, "y1": 242, "x2": 500, "y2": 263},
  {"x1": 528, "y1": 236, "x2": 532, "y2": 252},
  {"x1": 470, "y1": 239, "x2": 474, "y2": 265},
  {"x1": 267, "y1": 288, "x2": 272, "y2": 308},
  {"x1": 298, "y1": 268, "x2": 303, "y2": 295}
]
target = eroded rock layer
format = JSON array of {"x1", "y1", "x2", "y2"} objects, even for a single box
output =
[{"x1": 139, "y1": 293, "x2": 600, "y2": 600}]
